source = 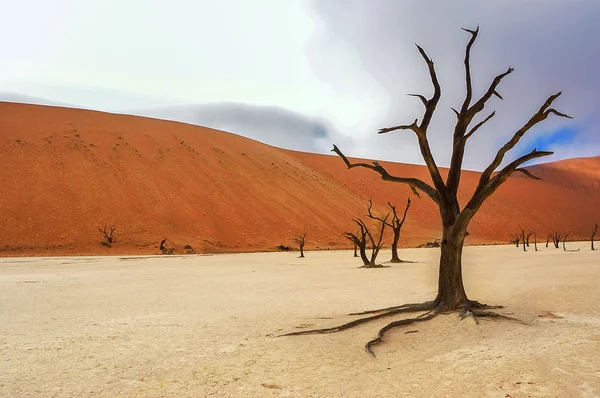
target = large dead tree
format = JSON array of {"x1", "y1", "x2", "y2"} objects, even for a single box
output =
[
  {"x1": 368, "y1": 197, "x2": 412, "y2": 263},
  {"x1": 344, "y1": 217, "x2": 389, "y2": 268},
  {"x1": 592, "y1": 223, "x2": 598, "y2": 251},
  {"x1": 292, "y1": 229, "x2": 309, "y2": 258},
  {"x1": 283, "y1": 27, "x2": 569, "y2": 357}
]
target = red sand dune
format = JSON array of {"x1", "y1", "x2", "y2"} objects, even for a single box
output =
[{"x1": 1, "y1": 102, "x2": 599, "y2": 256}]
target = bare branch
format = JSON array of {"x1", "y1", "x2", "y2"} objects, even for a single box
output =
[
  {"x1": 467, "y1": 66, "x2": 514, "y2": 121},
  {"x1": 488, "y1": 149, "x2": 553, "y2": 190},
  {"x1": 415, "y1": 44, "x2": 441, "y2": 131},
  {"x1": 478, "y1": 92, "x2": 567, "y2": 187},
  {"x1": 463, "y1": 149, "x2": 553, "y2": 217},
  {"x1": 464, "y1": 111, "x2": 495, "y2": 140},
  {"x1": 377, "y1": 119, "x2": 421, "y2": 136},
  {"x1": 367, "y1": 198, "x2": 393, "y2": 227},
  {"x1": 407, "y1": 93, "x2": 427, "y2": 107},
  {"x1": 514, "y1": 168, "x2": 541, "y2": 180},
  {"x1": 459, "y1": 26, "x2": 479, "y2": 115},
  {"x1": 331, "y1": 145, "x2": 439, "y2": 203},
  {"x1": 545, "y1": 109, "x2": 573, "y2": 119}
]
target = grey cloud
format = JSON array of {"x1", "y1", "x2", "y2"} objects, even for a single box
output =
[
  {"x1": 130, "y1": 103, "x2": 353, "y2": 155},
  {"x1": 305, "y1": 0, "x2": 600, "y2": 169}
]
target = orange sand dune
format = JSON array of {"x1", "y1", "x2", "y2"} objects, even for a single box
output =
[{"x1": 1, "y1": 102, "x2": 598, "y2": 256}]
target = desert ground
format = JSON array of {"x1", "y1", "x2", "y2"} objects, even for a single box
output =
[{"x1": 1, "y1": 244, "x2": 599, "y2": 397}]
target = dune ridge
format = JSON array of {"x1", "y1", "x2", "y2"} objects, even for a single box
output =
[{"x1": 1, "y1": 102, "x2": 599, "y2": 256}]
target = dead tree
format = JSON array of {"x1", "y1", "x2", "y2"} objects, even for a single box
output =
[
  {"x1": 292, "y1": 229, "x2": 309, "y2": 258},
  {"x1": 562, "y1": 234, "x2": 568, "y2": 251},
  {"x1": 344, "y1": 217, "x2": 389, "y2": 268},
  {"x1": 99, "y1": 225, "x2": 116, "y2": 244},
  {"x1": 534, "y1": 233, "x2": 538, "y2": 251},
  {"x1": 548, "y1": 232, "x2": 562, "y2": 249},
  {"x1": 519, "y1": 227, "x2": 527, "y2": 252},
  {"x1": 283, "y1": 27, "x2": 569, "y2": 357},
  {"x1": 343, "y1": 224, "x2": 369, "y2": 267},
  {"x1": 353, "y1": 244, "x2": 359, "y2": 257},
  {"x1": 526, "y1": 231, "x2": 534, "y2": 247},
  {"x1": 510, "y1": 233, "x2": 521, "y2": 247},
  {"x1": 592, "y1": 223, "x2": 598, "y2": 251},
  {"x1": 368, "y1": 197, "x2": 412, "y2": 263}
]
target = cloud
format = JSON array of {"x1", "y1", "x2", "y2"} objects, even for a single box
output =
[
  {"x1": 130, "y1": 102, "x2": 353, "y2": 155},
  {"x1": 305, "y1": 0, "x2": 600, "y2": 170}
]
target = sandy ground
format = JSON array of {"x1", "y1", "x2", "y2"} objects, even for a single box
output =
[{"x1": 1, "y1": 244, "x2": 599, "y2": 397}]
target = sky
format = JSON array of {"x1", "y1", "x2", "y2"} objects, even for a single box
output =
[{"x1": 1, "y1": 0, "x2": 598, "y2": 169}]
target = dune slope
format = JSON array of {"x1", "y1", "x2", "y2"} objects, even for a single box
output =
[{"x1": 1, "y1": 102, "x2": 598, "y2": 255}]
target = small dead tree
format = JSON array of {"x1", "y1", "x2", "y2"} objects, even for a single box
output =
[
  {"x1": 99, "y1": 225, "x2": 116, "y2": 245},
  {"x1": 526, "y1": 231, "x2": 534, "y2": 247},
  {"x1": 353, "y1": 244, "x2": 359, "y2": 257},
  {"x1": 511, "y1": 233, "x2": 521, "y2": 247},
  {"x1": 519, "y1": 227, "x2": 527, "y2": 252},
  {"x1": 562, "y1": 234, "x2": 568, "y2": 251},
  {"x1": 368, "y1": 197, "x2": 412, "y2": 263},
  {"x1": 292, "y1": 230, "x2": 309, "y2": 258},
  {"x1": 592, "y1": 223, "x2": 598, "y2": 251},
  {"x1": 343, "y1": 224, "x2": 369, "y2": 267},
  {"x1": 534, "y1": 233, "x2": 538, "y2": 251},
  {"x1": 344, "y1": 216, "x2": 389, "y2": 268},
  {"x1": 548, "y1": 231, "x2": 562, "y2": 249}
]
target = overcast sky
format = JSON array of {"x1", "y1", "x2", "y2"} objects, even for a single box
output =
[{"x1": 1, "y1": 0, "x2": 598, "y2": 169}]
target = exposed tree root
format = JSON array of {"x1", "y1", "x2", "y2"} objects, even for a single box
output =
[
  {"x1": 365, "y1": 311, "x2": 438, "y2": 358},
  {"x1": 468, "y1": 300, "x2": 504, "y2": 310},
  {"x1": 359, "y1": 264, "x2": 391, "y2": 269},
  {"x1": 281, "y1": 299, "x2": 526, "y2": 358},
  {"x1": 280, "y1": 301, "x2": 434, "y2": 337},
  {"x1": 462, "y1": 309, "x2": 530, "y2": 325},
  {"x1": 349, "y1": 301, "x2": 435, "y2": 316},
  {"x1": 388, "y1": 258, "x2": 417, "y2": 264}
]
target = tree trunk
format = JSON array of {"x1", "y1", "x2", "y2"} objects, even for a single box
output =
[
  {"x1": 359, "y1": 244, "x2": 369, "y2": 266},
  {"x1": 434, "y1": 223, "x2": 469, "y2": 312},
  {"x1": 353, "y1": 244, "x2": 358, "y2": 257},
  {"x1": 299, "y1": 245, "x2": 304, "y2": 258},
  {"x1": 390, "y1": 228, "x2": 402, "y2": 263}
]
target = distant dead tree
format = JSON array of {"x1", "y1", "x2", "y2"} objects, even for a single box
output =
[
  {"x1": 353, "y1": 244, "x2": 359, "y2": 257},
  {"x1": 367, "y1": 197, "x2": 412, "y2": 263},
  {"x1": 343, "y1": 225, "x2": 369, "y2": 266},
  {"x1": 510, "y1": 233, "x2": 521, "y2": 247},
  {"x1": 292, "y1": 229, "x2": 309, "y2": 258},
  {"x1": 592, "y1": 223, "x2": 598, "y2": 251},
  {"x1": 525, "y1": 231, "x2": 534, "y2": 247},
  {"x1": 284, "y1": 26, "x2": 570, "y2": 357},
  {"x1": 534, "y1": 233, "x2": 538, "y2": 251},
  {"x1": 547, "y1": 231, "x2": 562, "y2": 249},
  {"x1": 159, "y1": 238, "x2": 175, "y2": 255},
  {"x1": 517, "y1": 227, "x2": 534, "y2": 252},
  {"x1": 562, "y1": 234, "x2": 568, "y2": 251},
  {"x1": 344, "y1": 216, "x2": 389, "y2": 268},
  {"x1": 99, "y1": 225, "x2": 116, "y2": 245},
  {"x1": 519, "y1": 227, "x2": 527, "y2": 252}
]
